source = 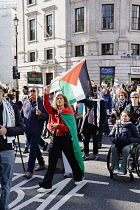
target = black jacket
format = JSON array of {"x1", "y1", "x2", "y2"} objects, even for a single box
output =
[{"x1": 80, "y1": 97, "x2": 106, "y2": 133}]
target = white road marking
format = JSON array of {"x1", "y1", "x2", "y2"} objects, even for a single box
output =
[{"x1": 9, "y1": 173, "x2": 109, "y2": 210}]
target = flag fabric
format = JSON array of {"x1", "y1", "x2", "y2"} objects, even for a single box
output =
[
  {"x1": 59, "y1": 59, "x2": 93, "y2": 104},
  {"x1": 60, "y1": 108, "x2": 85, "y2": 177}
]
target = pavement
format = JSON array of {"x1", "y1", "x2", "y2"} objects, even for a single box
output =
[{"x1": 8, "y1": 133, "x2": 140, "y2": 210}]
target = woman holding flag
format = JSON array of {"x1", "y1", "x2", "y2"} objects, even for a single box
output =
[{"x1": 37, "y1": 85, "x2": 84, "y2": 193}]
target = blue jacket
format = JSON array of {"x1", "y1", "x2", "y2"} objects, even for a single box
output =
[
  {"x1": 102, "y1": 93, "x2": 112, "y2": 113},
  {"x1": 21, "y1": 96, "x2": 49, "y2": 135},
  {"x1": 109, "y1": 121, "x2": 140, "y2": 144}
]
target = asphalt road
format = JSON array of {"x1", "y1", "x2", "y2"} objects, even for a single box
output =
[{"x1": 9, "y1": 134, "x2": 140, "y2": 210}]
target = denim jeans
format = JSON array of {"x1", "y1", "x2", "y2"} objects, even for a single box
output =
[
  {"x1": 0, "y1": 150, "x2": 15, "y2": 210},
  {"x1": 104, "y1": 115, "x2": 110, "y2": 135},
  {"x1": 26, "y1": 133, "x2": 45, "y2": 174}
]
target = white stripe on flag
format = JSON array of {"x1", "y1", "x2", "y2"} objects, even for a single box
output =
[{"x1": 72, "y1": 79, "x2": 85, "y2": 101}]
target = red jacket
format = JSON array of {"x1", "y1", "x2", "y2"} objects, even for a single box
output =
[{"x1": 44, "y1": 94, "x2": 70, "y2": 136}]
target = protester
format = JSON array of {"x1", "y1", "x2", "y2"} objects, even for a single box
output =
[
  {"x1": 102, "y1": 88, "x2": 112, "y2": 135},
  {"x1": 111, "y1": 89, "x2": 129, "y2": 123},
  {"x1": 37, "y1": 85, "x2": 84, "y2": 193},
  {"x1": 125, "y1": 91, "x2": 140, "y2": 132},
  {"x1": 109, "y1": 110, "x2": 140, "y2": 175},
  {"x1": 21, "y1": 87, "x2": 49, "y2": 179},
  {"x1": 80, "y1": 86, "x2": 106, "y2": 160},
  {"x1": 0, "y1": 86, "x2": 24, "y2": 210},
  {"x1": 21, "y1": 86, "x2": 29, "y2": 103}
]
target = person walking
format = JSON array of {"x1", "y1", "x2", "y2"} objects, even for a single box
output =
[
  {"x1": 0, "y1": 86, "x2": 24, "y2": 210},
  {"x1": 37, "y1": 85, "x2": 84, "y2": 193},
  {"x1": 21, "y1": 87, "x2": 49, "y2": 179},
  {"x1": 81, "y1": 86, "x2": 106, "y2": 160}
]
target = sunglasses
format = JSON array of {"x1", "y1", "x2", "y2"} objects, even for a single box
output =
[
  {"x1": 30, "y1": 90, "x2": 36, "y2": 93},
  {"x1": 131, "y1": 96, "x2": 138, "y2": 99},
  {"x1": 93, "y1": 89, "x2": 97, "y2": 92}
]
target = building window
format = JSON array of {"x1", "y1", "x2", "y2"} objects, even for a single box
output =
[
  {"x1": 46, "y1": 14, "x2": 52, "y2": 37},
  {"x1": 46, "y1": 49, "x2": 53, "y2": 60},
  {"x1": 75, "y1": 45, "x2": 84, "y2": 57},
  {"x1": 102, "y1": 44, "x2": 113, "y2": 55},
  {"x1": 28, "y1": 0, "x2": 35, "y2": 5},
  {"x1": 29, "y1": 52, "x2": 35, "y2": 62},
  {"x1": 29, "y1": 19, "x2": 35, "y2": 41},
  {"x1": 75, "y1": 7, "x2": 84, "y2": 32},
  {"x1": 102, "y1": 4, "x2": 114, "y2": 29},
  {"x1": 132, "y1": 5, "x2": 140, "y2": 30},
  {"x1": 131, "y1": 44, "x2": 140, "y2": 55}
]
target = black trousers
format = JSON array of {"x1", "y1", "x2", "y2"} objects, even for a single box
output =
[
  {"x1": 40, "y1": 135, "x2": 83, "y2": 188},
  {"x1": 83, "y1": 124, "x2": 98, "y2": 155}
]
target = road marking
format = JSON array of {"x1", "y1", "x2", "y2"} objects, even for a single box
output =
[{"x1": 10, "y1": 173, "x2": 109, "y2": 210}]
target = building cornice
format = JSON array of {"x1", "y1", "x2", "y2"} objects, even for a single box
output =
[
  {"x1": 42, "y1": 5, "x2": 56, "y2": 12},
  {"x1": 25, "y1": 10, "x2": 37, "y2": 16},
  {"x1": 70, "y1": 0, "x2": 87, "y2": 3}
]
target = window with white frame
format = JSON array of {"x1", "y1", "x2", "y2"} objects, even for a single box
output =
[
  {"x1": 46, "y1": 14, "x2": 52, "y2": 37},
  {"x1": 46, "y1": 49, "x2": 53, "y2": 60},
  {"x1": 131, "y1": 44, "x2": 140, "y2": 55},
  {"x1": 102, "y1": 43, "x2": 113, "y2": 55},
  {"x1": 75, "y1": 45, "x2": 84, "y2": 57},
  {"x1": 29, "y1": 51, "x2": 35, "y2": 62},
  {"x1": 29, "y1": 19, "x2": 35, "y2": 41},
  {"x1": 75, "y1": 7, "x2": 84, "y2": 32},
  {"x1": 102, "y1": 4, "x2": 114, "y2": 29},
  {"x1": 132, "y1": 5, "x2": 140, "y2": 30}
]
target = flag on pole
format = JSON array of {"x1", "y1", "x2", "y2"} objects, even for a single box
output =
[{"x1": 59, "y1": 59, "x2": 93, "y2": 104}]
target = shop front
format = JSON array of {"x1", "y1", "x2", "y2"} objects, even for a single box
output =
[
  {"x1": 100, "y1": 67, "x2": 115, "y2": 87},
  {"x1": 130, "y1": 67, "x2": 140, "y2": 87}
]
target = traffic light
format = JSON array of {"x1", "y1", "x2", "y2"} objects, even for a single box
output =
[{"x1": 12, "y1": 66, "x2": 20, "y2": 79}]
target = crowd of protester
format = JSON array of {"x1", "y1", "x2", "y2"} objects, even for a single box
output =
[{"x1": 0, "y1": 80, "x2": 140, "y2": 208}]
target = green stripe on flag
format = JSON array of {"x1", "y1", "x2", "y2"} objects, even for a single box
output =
[
  {"x1": 60, "y1": 113, "x2": 85, "y2": 177},
  {"x1": 59, "y1": 81, "x2": 76, "y2": 104}
]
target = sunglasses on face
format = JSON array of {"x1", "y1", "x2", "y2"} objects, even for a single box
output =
[
  {"x1": 131, "y1": 96, "x2": 138, "y2": 99},
  {"x1": 93, "y1": 90, "x2": 97, "y2": 92},
  {"x1": 30, "y1": 90, "x2": 36, "y2": 93}
]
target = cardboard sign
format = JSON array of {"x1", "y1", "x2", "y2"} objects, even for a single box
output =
[{"x1": 27, "y1": 72, "x2": 43, "y2": 87}]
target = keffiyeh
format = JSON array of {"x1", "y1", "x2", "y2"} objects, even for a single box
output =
[{"x1": 2, "y1": 97, "x2": 15, "y2": 143}]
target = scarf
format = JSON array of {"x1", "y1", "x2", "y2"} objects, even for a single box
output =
[
  {"x1": 88, "y1": 97, "x2": 101, "y2": 127},
  {"x1": 60, "y1": 107, "x2": 85, "y2": 177},
  {"x1": 118, "y1": 99, "x2": 125, "y2": 108},
  {"x1": 2, "y1": 97, "x2": 15, "y2": 143}
]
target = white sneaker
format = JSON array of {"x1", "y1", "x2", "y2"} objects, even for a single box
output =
[
  {"x1": 37, "y1": 187, "x2": 52, "y2": 193},
  {"x1": 118, "y1": 171, "x2": 125, "y2": 175},
  {"x1": 75, "y1": 180, "x2": 84, "y2": 185},
  {"x1": 113, "y1": 169, "x2": 119, "y2": 174}
]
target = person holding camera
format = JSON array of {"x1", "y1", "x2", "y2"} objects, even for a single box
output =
[
  {"x1": 0, "y1": 86, "x2": 24, "y2": 210},
  {"x1": 109, "y1": 110, "x2": 140, "y2": 175}
]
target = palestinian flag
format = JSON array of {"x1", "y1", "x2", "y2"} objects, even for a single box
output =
[
  {"x1": 60, "y1": 108, "x2": 85, "y2": 177},
  {"x1": 59, "y1": 59, "x2": 93, "y2": 104}
]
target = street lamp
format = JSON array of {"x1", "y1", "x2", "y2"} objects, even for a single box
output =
[{"x1": 13, "y1": 14, "x2": 19, "y2": 102}]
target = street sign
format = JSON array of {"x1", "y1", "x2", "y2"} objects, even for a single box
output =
[{"x1": 27, "y1": 72, "x2": 43, "y2": 87}]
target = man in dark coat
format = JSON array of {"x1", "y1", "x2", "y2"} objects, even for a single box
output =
[
  {"x1": 21, "y1": 87, "x2": 49, "y2": 178},
  {"x1": 0, "y1": 86, "x2": 24, "y2": 210},
  {"x1": 80, "y1": 86, "x2": 106, "y2": 160}
]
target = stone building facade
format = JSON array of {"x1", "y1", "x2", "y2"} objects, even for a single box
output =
[{"x1": 17, "y1": 0, "x2": 140, "y2": 92}]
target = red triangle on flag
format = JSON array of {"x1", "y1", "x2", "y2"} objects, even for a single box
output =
[{"x1": 59, "y1": 59, "x2": 85, "y2": 86}]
